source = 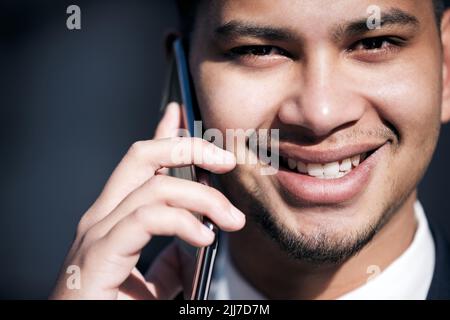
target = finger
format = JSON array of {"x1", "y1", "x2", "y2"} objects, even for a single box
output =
[
  {"x1": 145, "y1": 137, "x2": 237, "y2": 173},
  {"x1": 79, "y1": 101, "x2": 179, "y2": 230},
  {"x1": 82, "y1": 137, "x2": 236, "y2": 230},
  {"x1": 151, "y1": 175, "x2": 246, "y2": 231},
  {"x1": 153, "y1": 102, "x2": 181, "y2": 140},
  {"x1": 85, "y1": 206, "x2": 215, "y2": 295},
  {"x1": 110, "y1": 205, "x2": 215, "y2": 253},
  {"x1": 91, "y1": 174, "x2": 245, "y2": 238},
  {"x1": 94, "y1": 204, "x2": 215, "y2": 274},
  {"x1": 153, "y1": 102, "x2": 180, "y2": 176}
]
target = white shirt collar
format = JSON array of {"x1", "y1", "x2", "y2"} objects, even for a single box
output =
[{"x1": 209, "y1": 201, "x2": 435, "y2": 300}]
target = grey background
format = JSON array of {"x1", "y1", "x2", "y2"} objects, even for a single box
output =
[{"x1": 1, "y1": 0, "x2": 449, "y2": 299}]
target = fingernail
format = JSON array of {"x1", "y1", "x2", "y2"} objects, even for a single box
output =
[
  {"x1": 201, "y1": 224, "x2": 215, "y2": 239},
  {"x1": 230, "y1": 207, "x2": 245, "y2": 223}
]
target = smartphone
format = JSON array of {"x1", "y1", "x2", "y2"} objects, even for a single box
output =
[{"x1": 161, "y1": 36, "x2": 219, "y2": 300}]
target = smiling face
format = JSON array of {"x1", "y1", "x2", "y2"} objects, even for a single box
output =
[{"x1": 188, "y1": 0, "x2": 444, "y2": 263}]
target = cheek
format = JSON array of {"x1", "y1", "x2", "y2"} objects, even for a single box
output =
[
  {"x1": 193, "y1": 61, "x2": 289, "y2": 131},
  {"x1": 377, "y1": 79, "x2": 439, "y2": 133},
  {"x1": 364, "y1": 60, "x2": 441, "y2": 149},
  {"x1": 362, "y1": 60, "x2": 442, "y2": 204}
]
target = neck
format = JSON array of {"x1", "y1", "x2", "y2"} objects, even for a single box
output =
[{"x1": 228, "y1": 192, "x2": 418, "y2": 300}]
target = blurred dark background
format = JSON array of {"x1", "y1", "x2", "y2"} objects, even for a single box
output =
[{"x1": 1, "y1": 0, "x2": 450, "y2": 299}]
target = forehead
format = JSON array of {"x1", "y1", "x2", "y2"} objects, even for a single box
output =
[{"x1": 195, "y1": 0, "x2": 435, "y2": 39}]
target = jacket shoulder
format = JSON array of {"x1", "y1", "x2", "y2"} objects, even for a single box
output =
[{"x1": 427, "y1": 219, "x2": 450, "y2": 300}]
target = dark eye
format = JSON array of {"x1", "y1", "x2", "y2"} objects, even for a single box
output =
[
  {"x1": 359, "y1": 38, "x2": 386, "y2": 50},
  {"x1": 349, "y1": 36, "x2": 404, "y2": 52},
  {"x1": 229, "y1": 45, "x2": 291, "y2": 57}
]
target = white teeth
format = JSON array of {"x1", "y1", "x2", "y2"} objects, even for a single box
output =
[
  {"x1": 340, "y1": 158, "x2": 352, "y2": 172},
  {"x1": 284, "y1": 151, "x2": 367, "y2": 179},
  {"x1": 337, "y1": 171, "x2": 346, "y2": 177},
  {"x1": 307, "y1": 163, "x2": 324, "y2": 177},
  {"x1": 323, "y1": 161, "x2": 339, "y2": 177},
  {"x1": 288, "y1": 158, "x2": 297, "y2": 170},
  {"x1": 323, "y1": 171, "x2": 347, "y2": 179},
  {"x1": 351, "y1": 155, "x2": 360, "y2": 167},
  {"x1": 297, "y1": 161, "x2": 308, "y2": 173}
]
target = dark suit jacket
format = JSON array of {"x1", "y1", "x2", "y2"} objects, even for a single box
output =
[{"x1": 426, "y1": 220, "x2": 450, "y2": 299}]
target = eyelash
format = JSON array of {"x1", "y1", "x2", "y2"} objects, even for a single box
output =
[
  {"x1": 347, "y1": 36, "x2": 405, "y2": 53},
  {"x1": 228, "y1": 45, "x2": 291, "y2": 59},
  {"x1": 227, "y1": 36, "x2": 405, "y2": 60}
]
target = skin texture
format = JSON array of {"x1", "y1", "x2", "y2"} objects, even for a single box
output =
[{"x1": 188, "y1": 0, "x2": 450, "y2": 299}]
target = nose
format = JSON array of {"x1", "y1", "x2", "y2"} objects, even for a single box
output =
[{"x1": 278, "y1": 48, "x2": 367, "y2": 138}]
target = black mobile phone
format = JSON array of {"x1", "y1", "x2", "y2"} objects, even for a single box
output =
[{"x1": 161, "y1": 36, "x2": 219, "y2": 300}]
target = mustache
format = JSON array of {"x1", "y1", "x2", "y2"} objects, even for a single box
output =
[{"x1": 252, "y1": 126, "x2": 397, "y2": 147}]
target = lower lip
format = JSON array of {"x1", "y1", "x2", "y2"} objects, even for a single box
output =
[{"x1": 276, "y1": 144, "x2": 388, "y2": 204}]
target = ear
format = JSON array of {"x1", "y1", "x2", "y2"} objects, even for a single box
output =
[{"x1": 441, "y1": 9, "x2": 450, "y2": 123}]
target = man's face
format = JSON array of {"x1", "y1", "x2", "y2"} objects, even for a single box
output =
[{"x1": 189, "y1": 0, "x2": 443, "y2": 262}]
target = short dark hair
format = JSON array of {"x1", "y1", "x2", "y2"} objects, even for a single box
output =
[
  {"x1": 177, "y1": 0, "x2": 448, "y2": 37},
  {"x1": 434, "y1": 0, "x2": 446, "y2": 24}
]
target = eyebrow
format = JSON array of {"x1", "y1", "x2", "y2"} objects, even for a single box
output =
[
  {"x1": 214, "y1": 7, "x2": 419, "y2": 43},
  {"x1": 333, "y1": 8, "x2": 420, "y2": 42},
  {"x1": 215, "y1": 21, "x2": 299, "y2": 42}
]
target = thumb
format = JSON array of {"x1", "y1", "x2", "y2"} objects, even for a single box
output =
[{"x1": 153, "y1": 102, "x2": 181, "y2": 139}]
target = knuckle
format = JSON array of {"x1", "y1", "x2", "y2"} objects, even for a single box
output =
[
  {"x1": 147, "y1": 174, "x2": 167, "y2": 191},
  {"x1": 133, "y1": 206, "x2": 170, "y2": 234},
  {"x1": 172, "y1": 212, "x2": 192, "y2": 235},
  {"x1": 128, "y1": 140, "x2": 149, "y2": 159},
  {"x1": 142, "y1": 175, "x2": 171, "y2": 203},
  {"x1": 75, "y1": 215, "x2": 90, "y2": 237},
  {"x1": 208, "y1": 187, "x2": 230, "y2": 210},
  {"x1": 75, "y1": 212, "x2": 98, "y2": 239},
  {"x1": 175, "y1": 210, "x2": 190, "y2": 224},
  {"x1": 133, "y1": 206, "x2": 151, "y2": 224},
  {"x1": 75, "y1": 226, "x2": 100, "y2": 253},
  {"x1": 82, "y1": 226, "x2": 100, "y2": 244}
]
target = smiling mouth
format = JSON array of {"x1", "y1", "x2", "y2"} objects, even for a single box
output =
[
  {"x1": 251, "y1": 140, "x2": 389, "y2": 204},
  {"x1": 272, "y1": 143, "x2": 388, "y2": 204},
  {"x1": 279, "y1": 148, "x2": 378, "y2": 180}
]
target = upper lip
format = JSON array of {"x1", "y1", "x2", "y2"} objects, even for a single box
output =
[{"x1": 277, "y1": 142, "x2": 387, "y2": 164}]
